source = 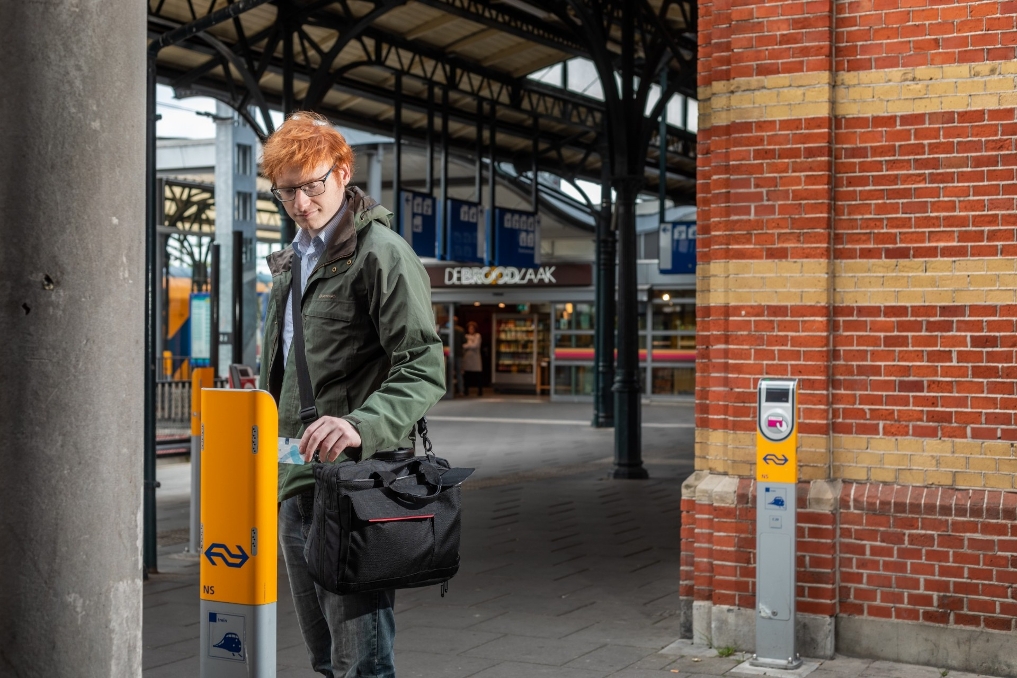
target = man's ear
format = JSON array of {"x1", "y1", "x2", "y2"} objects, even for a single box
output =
[{"x1": 334, "y1": 164, "x2": 352, "y2": 189}]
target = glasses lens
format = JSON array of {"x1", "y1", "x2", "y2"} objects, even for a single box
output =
[
  {"x1": 301, "y1": 180, "x2": 325, "y2": 197},
  {"x1": 273, "y1": 187, "x2": 297, "y2": 202}
]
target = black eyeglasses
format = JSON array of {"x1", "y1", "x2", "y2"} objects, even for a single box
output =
[{"x1": 271, "y1": 165, "x2": 337, "y2": 202}]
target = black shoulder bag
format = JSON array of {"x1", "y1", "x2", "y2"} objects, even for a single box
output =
[{"x1": 289, "y1": 253, "x2": 473, "y2": 596}]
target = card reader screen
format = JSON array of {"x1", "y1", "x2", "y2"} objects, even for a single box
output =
[{"x1": 766, "y1": 387, "x2": 790, "y2": 404}]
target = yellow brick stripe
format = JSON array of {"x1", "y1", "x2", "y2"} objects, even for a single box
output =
[
  {"x1": 835, "y1": 62, "x2": 1017, "y2": 117},
  {"x1": 835, "y1": 258, "x2": 1017, "y2": 306},
  {"x1": 695, "y1": 258, "x2": 1017, "y2": 307},
  {"x1": 833, "y1": 437, "x2": 1017, "y2": 490},
  {"x1": 701, "y1": 72, "x2": 833, "y2": 128},
  {"x1": 697, "y1": 429, "x2": 1017, "y2": 490},
  {"x1": 696, "y1": 429, "x2": 831, "y2": 480},
  {"x1": 696, "y1": 260, "x2": 833, "y2": 307},
  {"x1": 698, "y1": 61, "x2": 1017, "y2": 129}
]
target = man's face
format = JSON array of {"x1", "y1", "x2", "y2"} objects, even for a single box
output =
[{"x1": 275, "y1": 160, "x2": 350, "y2": 234}]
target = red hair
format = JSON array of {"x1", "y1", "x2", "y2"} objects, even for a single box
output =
[{"x1": 261, "y1": 111, "x2": 355, "y2": 183}]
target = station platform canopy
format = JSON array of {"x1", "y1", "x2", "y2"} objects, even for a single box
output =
[{"x1": 147, "y1": 0, "x2": 697, "y2": 204}]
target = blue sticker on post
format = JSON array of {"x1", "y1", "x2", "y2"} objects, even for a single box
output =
[
  {"x1": 208, "y1": 612, "x2": 245, "y2": 661},
  {"x1": 764, "y1": 486, "x2": 787, "y2": 511}
]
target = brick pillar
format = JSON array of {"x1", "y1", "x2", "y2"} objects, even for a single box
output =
[
  {"x1": 686, "y1": 1, "x2": 1017, "y2": 673},
  {"x1": 687, "y1": 0, "x2": 839, "y2": 657}
]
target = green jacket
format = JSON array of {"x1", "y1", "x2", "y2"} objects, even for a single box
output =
[{"x1": 258, "y1": 187, "x2": 446, "y2": 502}]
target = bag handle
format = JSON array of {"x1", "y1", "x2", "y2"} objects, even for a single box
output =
[
  {"x1": 373, "y1": 460, "x2": 444, "y2": 503},
  {"x1": 290, "y1": 252, "x2": 430, "y2": 460}
]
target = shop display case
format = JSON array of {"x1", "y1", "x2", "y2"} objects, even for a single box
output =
[{"x1": 492, "y1": 313, "x2": 538, "y2": 387}]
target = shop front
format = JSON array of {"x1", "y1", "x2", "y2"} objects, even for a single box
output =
[{"x1": 427, "y1": 262, "x2": 696, "y2": 402}]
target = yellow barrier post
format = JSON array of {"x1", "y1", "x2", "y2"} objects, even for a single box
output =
[
  {"x1": 199, "y1": 388, "x2": 278, "y2": 677},
  {"x1": 188, "y1": 367, "x2": 216, "y2": 554}
]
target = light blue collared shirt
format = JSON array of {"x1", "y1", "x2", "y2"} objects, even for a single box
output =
[{"x1": 282, "y1": 200, "x2": 348, "y2": 367}]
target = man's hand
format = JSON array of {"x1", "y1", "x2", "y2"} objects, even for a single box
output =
[{"x1": 299, "y1": 416, "x2": 362, "y2": 462}]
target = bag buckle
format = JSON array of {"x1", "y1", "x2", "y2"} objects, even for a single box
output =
[{"x1": 299, "y1": 406, "x2": 319, "y2": 425}]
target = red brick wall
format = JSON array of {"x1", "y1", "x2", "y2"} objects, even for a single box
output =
[
  {"x1": 680, "y1": 480, "x2": 1017, "y2": 632},
  {"x1": 839, "y1": 483, "x2": 1017, "y2": 632}
]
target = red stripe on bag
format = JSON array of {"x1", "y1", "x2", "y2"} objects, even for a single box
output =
[{"x1": 367, "y1": 515, "x2": 435, "y2": 523}]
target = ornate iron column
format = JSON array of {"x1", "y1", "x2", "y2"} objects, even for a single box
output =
[
  {"x1": 612, "y1": 174, "x2": 647, "y2": 477},
  {"x1": 593, "y1": 154, "x2": 616, "y2": 428}
]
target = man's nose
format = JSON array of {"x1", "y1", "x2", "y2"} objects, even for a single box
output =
[{"x1": 292, "y1": 189, "x2": 311, "y2": 211}]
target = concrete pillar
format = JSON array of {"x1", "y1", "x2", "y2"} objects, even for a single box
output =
[{"x1": 0, "y1": 0, "x2": 145, "y2": 675}]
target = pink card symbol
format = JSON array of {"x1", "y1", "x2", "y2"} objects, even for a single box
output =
[{"x1": 767, "y1": 416, "x2": 788, "y2": 432}]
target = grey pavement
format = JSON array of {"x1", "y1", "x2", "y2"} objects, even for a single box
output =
[{"x1": 144, "y1": 396, "x2": 1004, "y2": 678}]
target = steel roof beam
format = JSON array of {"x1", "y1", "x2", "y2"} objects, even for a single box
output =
[{"x1": 409, "y1": 0, "x2": 586, "y2": 57}]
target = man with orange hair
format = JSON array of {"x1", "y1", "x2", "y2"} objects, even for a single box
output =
[{"x1": 258, "y1": 111, "x2": 445, "y2": 677}]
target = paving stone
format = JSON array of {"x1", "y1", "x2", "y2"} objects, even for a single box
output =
[
  {"x1": 142, "y1": 636, "x2": 205, "y2": 670},
  {"x1": 395, "y1": 624, "x2": 504, "y2": 655},
  {"x1": 563, "y1": 620, "x2": 684, "y2": 649},
  {"x1": 471, "y1": 611, "x2": 597, "y2": 639},
  {"x1": 626, "y1": 652, "x2": 683, "y2": 671},
  {"x1": 466, "y1": 660, "x2": 609, "y2": 678},
  {"x1": 462, "y1": 633, "x2": 604, "y2": 666},
  {"x1": 394, "y1": 650, "x2": 499, "y2": 678},
  {"x1": 608, "y1": 669, "x2": 686, "y2": 678},
  {"x1": 140, "y1": 656, "x2": 197, "y2": 678},
  {"x1": 564, "y1": 644, "x2": 659, "y2": 672},
  {"x1": 396, "y1": 603, "x2": 506, "y2": 631},
  {"x1": 664, "y1": 656, "x2": 743, "y2": 675},
  {"x1": 816, "y1": 657, "x2": 875, "y2": 673}
]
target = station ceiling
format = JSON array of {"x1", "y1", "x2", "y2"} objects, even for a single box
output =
[{"x1": 148, "y1": 0, "x2": 697, "y2": 203}]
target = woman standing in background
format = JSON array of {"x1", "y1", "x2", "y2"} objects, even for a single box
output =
[{"x1": 463, "y1": 321, "x2": 483, "y2": 396}]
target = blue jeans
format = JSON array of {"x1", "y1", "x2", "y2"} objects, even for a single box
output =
[{"x1": 279, "y1": 494, "x2": 396, "y2": 677}]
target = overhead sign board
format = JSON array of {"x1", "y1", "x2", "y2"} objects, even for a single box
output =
[
  {"x1": 399, "y1": 190, "x2": 438, "y2": 258},
  {"x1": 445, "y1": 198, "x2": 486, "y2": 264},
  {"x1": 492, "y1": 208, "x2": 540, "y2": 268},
  {"x1": 659, "y1": 221, "x2": 696, "y2": 274},
  {"x1": 426, "y1": 263, "x2": 592, "y2": 288}
]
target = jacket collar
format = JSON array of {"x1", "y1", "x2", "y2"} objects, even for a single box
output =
[{"x1": 267, "y1": 186, "x2": 378, "y2": 276}]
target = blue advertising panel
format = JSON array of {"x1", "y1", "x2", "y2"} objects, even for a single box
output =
[
  {"x1": 445, "y1": 198, "x2": 486, "y2": 263},
  {"x1": 492, "y1": 208, "x2": 540, "y2": 268},
  {"x1": 399, "y1": 190, "x2": 438, "y2": 258},
  {"x1": 659, "y1": 221, "x2": 697, "y2": 274}
]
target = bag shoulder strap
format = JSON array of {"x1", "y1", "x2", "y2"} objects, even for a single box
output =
[{"x1": 289, "y1": 253, "x2": 318, "y2": 425}]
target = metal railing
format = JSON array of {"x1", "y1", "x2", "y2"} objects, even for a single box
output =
[{"x1": 155, "y1": 378, "x2": 227, "y2": 423}]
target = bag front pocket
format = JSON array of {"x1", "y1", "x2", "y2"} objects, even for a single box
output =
[{"x1": 339, "y1": 488, "x2": 436, "y2": 587}]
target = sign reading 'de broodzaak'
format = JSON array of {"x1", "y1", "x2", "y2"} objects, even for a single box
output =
[
  {"x1": 426, "y1": 263, "x2": 593, "y2": 288},
  {"x1": 659, "y1": 221, "x2": 697, "y2": 274},
  {"x1": 398, "y1": 190, "x2": 438, "y2": 258},
  {"x1": 445, "y1": 198, "x2": 486, "y2": 264},
  {"x1": 492, "y1": 208, "x2": 540, "y2": 268}
]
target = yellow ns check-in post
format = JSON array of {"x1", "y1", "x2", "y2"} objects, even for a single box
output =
[
  {"x1": 200, "y1": 389, "x2": 278, "y2": 678},
  {"x1": 753, "y1": 379, "x2": 801, "y2": 670}
]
